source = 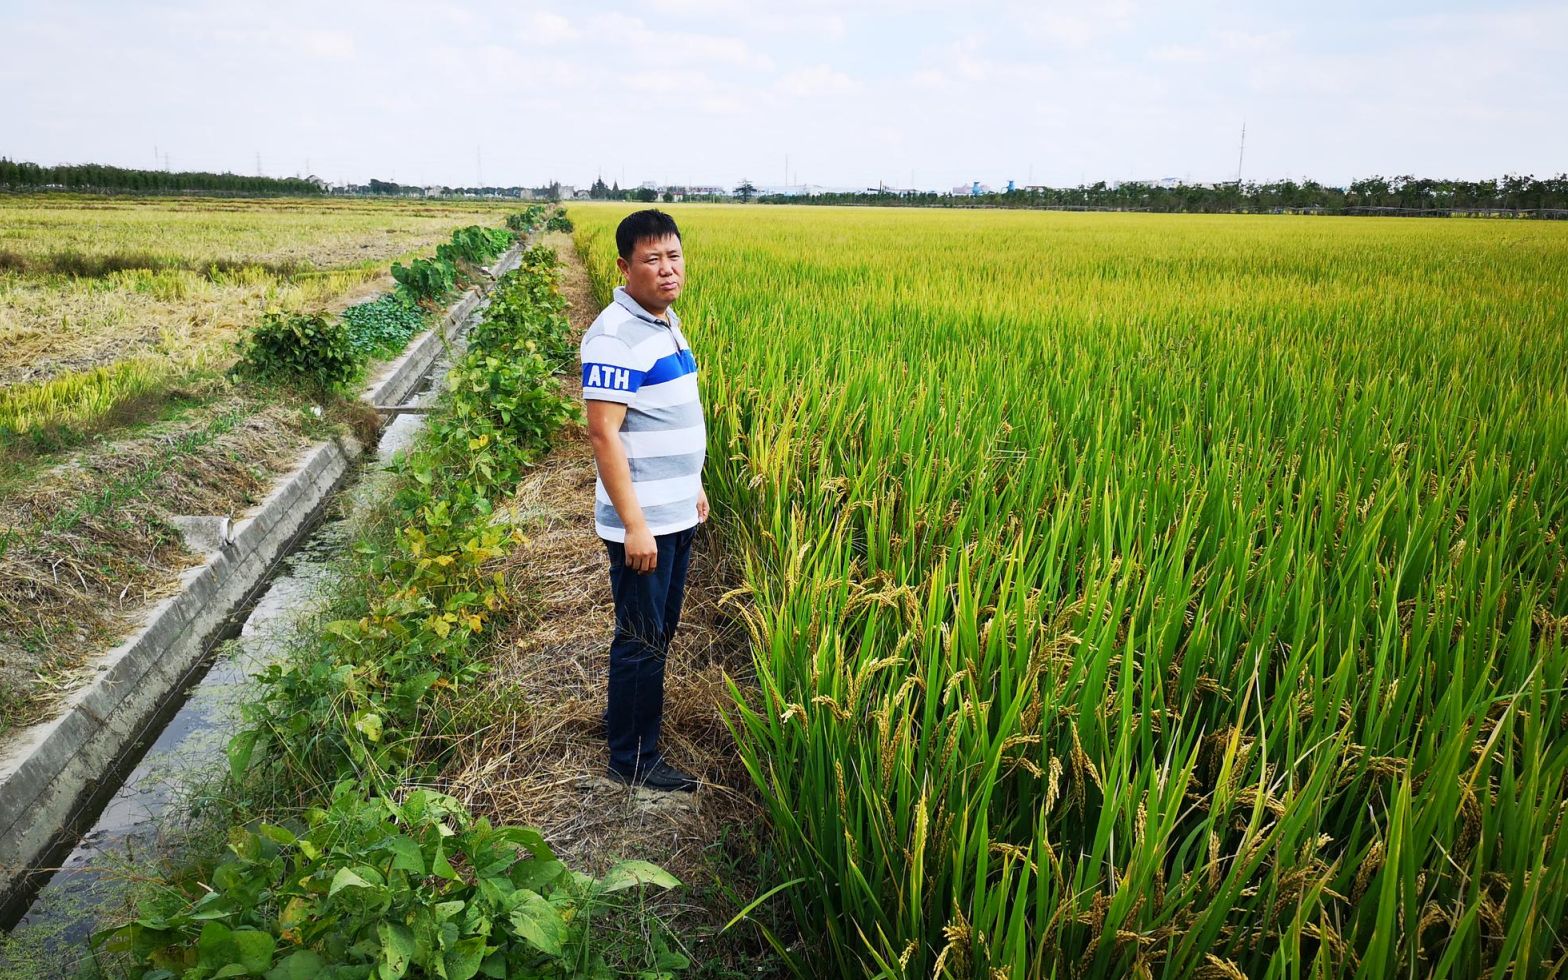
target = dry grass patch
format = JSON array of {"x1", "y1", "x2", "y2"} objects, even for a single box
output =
[
  {"x1": 442, "y1": 437, "x2": 758, "y2": 877},
  {"x1": 0, "y1": 196, "x2": 514, "y2": 274},
  {"x1": 0, "y1": 263, "x2": 395, "y2": 388},
  {"x1": 0, "y1": 394, "x2": 329, "y2": 741},
  {"x1": 0, "y1": 195, "x2": 515, "y2": 389},
  {"x1": 438, "y1": 431, "x2": 780, "y2": 974},
  {"x1": 438, "y1": 234, "x2": 787, "y2": 973}
]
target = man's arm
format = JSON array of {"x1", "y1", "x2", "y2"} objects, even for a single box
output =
[{"x1": 585, "y1": 400, "x2": 658, "y2": 574}]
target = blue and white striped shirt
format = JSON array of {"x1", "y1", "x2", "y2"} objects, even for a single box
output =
[{"x1": 580, "y1": 286, "x2": 705, "y2": 542}]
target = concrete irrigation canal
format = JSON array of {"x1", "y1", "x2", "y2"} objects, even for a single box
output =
[{"x1": 0, "y1": 245, "x2": 522, "y2": 977}]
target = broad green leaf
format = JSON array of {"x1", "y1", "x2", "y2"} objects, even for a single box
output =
[
  {"x1": 226, "y1": 730, "x2": 259, "y2": 782},
  {"x1": 378, "y1": 921, "x2": 415, "y2": 979},
  {"x1": 383, "y1": 835, "x2": 425, "y2": 875},
  {"x1": 227, "y1": 826, "x2": 260, "y2": 863},
  {"x1": 507, "y1": 890, "x2": 566, "y2": 956},
  {"x1": 443, "y1": 936, "x2": 489, "y2": 980},
  {"x1": 196, "y1": 921, "x2": 236, "y2": 968},
  {"x1": 352, "y1": 711, "x2": 384, "y2": 743},
  {"x1": 511, "y1": 857, "x2": 565, "y2": 891},
  {"x1": 328, "y1": 867, "x2": 374, "y2": 897},
  {"x1": 187, "y1": 890, "x2": 235, "y2": 920},
  {"x1": 257, "y1": 823, "x2": 297, "y2": 847},
  {"x1": 265, "y1": 949, "x2": 325, "y2": 980},
  {"x1": 597, "y1": 860, "x2": 679, "y2": 894},
  {"x1": 323, "y1": 620, "x2": 363, "y2": 640},
  {"x1": 233, "y1": 929, "x2": 277, "y2": 973},
  {"x1": 432, "y1": 840, "x2": 460, "y2": 881},
  {"x1": 479, "y1": 950, "x2": 507, "y2": 978}
]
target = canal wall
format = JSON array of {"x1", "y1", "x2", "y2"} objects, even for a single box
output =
[{"x1": 0, "y1": 241, "x2": 524, "y2": 910}]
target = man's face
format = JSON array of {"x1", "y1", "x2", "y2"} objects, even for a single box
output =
[{"x1": 617, "y1": 234, "x2": 684, "y2": 311}]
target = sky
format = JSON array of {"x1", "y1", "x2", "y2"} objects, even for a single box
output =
[{"x1": 3, "y1": 0, "x2": 1564, "y2": 191}]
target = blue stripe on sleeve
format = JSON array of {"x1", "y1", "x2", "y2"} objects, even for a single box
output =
[{"x1": 582, "y1": 362, "x2": 644, "y2": 392}]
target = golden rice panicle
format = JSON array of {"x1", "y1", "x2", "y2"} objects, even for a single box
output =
[{"x1": 571, "y1": 202, "x2": 1568, "y2": 978}]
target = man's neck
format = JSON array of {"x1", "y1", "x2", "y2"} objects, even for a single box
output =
[{"x1": 625, "y1": 287, "x2": 669, "y2": 322}]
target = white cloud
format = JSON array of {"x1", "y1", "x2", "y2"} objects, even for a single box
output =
[
  {"x1": 2, "y1": 0, "x2": 1564, "y2": 189},
  {"x1": 646, "y1": 0, "x2": 744, "y2": 14},
  {"x1": 524, "y1": 11, "x2": 578, "y2": 44},
  {"x1": 1214, "y1": 29, "x2": 1292, "y2": 54},
  {"x1": 588, "y1": 13, "x2": 774, "y2": 71},
  {"x1": 1009, "y1": 0, "x2": 1137, "y2": 48},
  {"x1": 912, "y1": 35, "x2": 1055, "y2": 88},
  {"x1": 297, "y1": 30, "x2": 357, "y2": 60},
  {"x1": 776, "y1": 65, "x2": 859, "y2": 97},
  {"x1": 1150, "y1": 44, "x2": 1207, "y2": 64}
]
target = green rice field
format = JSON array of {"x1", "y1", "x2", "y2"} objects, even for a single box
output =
[{"x1": 573, "y1": 205, "x2": 1568, "y2": 977}]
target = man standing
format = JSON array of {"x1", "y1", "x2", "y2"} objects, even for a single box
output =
[{"x1": 581, "y1": 210, "x2": 706, "y2": 792}]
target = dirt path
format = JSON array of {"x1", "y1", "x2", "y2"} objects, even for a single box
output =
[{"x1": 441, "y1": 234, "x2": 777, "y2": 967}]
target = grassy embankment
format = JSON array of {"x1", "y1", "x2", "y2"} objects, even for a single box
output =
[
  {"x1": 571, "y1": 203, "x2": 1568, "y2": 977},
  {"x1": 0, "y1": 197, "x2": 522, "y2": 743},
  {"x1": 87, "y1": 236, "x2": 702, "y2": 978},
  {"x1": 0, "y1": 195, "x2": 518, "y2": 466}
]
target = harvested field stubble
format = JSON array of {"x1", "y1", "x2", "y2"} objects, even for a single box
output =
[
  {"x1": 0, "y1": 195, "x2": 517, "y2": 274},
  {"x1": 0, "y1": 195, "x2": 514, "y2": 445},
  {"x1": 0, "y1": 397, "x2": 319, "y2": 738},
  {"x1": 571, "y1": 204, "x2": 1568, "y2": 977}
]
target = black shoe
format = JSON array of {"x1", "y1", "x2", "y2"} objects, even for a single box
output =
[{"x1": 606, "y1": 758, "x2": 699, "y2": 793}]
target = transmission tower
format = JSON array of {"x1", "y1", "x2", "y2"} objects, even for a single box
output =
[{"x1": 1235, "y1": 122, "x2": 1247, "y2": 186}]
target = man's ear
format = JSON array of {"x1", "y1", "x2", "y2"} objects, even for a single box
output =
[{"x1": 616, "y1": 255, "x2": 629, "y2": 277}]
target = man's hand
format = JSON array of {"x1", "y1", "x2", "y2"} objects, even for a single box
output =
[
  {"x1": 696, "y1": 487, "x2": 709, "y2": 523},
  {"x1": 624, "y1": 525, "x2": 658, "y2": 574},
  {"x1": 587, "y1": 399, "x2": 657, "y2": 571}
]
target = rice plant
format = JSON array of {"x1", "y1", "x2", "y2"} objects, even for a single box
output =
[
  {"x1": 572, "y1": 204, "x2": 1568, "y2": 978},
  {"x1": 0, "y1": 357, "x2": 176, "y2": 446}
]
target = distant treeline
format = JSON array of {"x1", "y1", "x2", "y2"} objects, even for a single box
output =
[
  {"x1": 0, "y1": 158, "x2": 325, "y2": 195},
  {"x1": 348, "y1": 178, "x2": 562, "y2": 199},
  {"x1": 761, "y1": 174, "x2": 1568, "y2": 215}
]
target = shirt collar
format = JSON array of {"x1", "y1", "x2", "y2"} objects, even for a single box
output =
[{"x1": 613, "y1": 285, "x2": 679, "y2": 328}]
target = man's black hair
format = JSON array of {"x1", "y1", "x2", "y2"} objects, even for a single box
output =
[{"x1": 616, "y1": 209, "x2": 681, "y2": 259}]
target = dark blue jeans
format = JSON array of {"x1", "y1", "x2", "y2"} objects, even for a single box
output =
[{"x1": 603, "y1": 525, "x2": 696, "y2": 775}]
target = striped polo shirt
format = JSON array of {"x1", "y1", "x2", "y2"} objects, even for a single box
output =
[{"x1": 580, "y1": 286, "x2": 705, "y2": 542}]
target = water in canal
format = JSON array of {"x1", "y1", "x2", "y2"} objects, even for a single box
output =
[{"x1": 0, "y1": 350, "x2": 454, "y2": 978}]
